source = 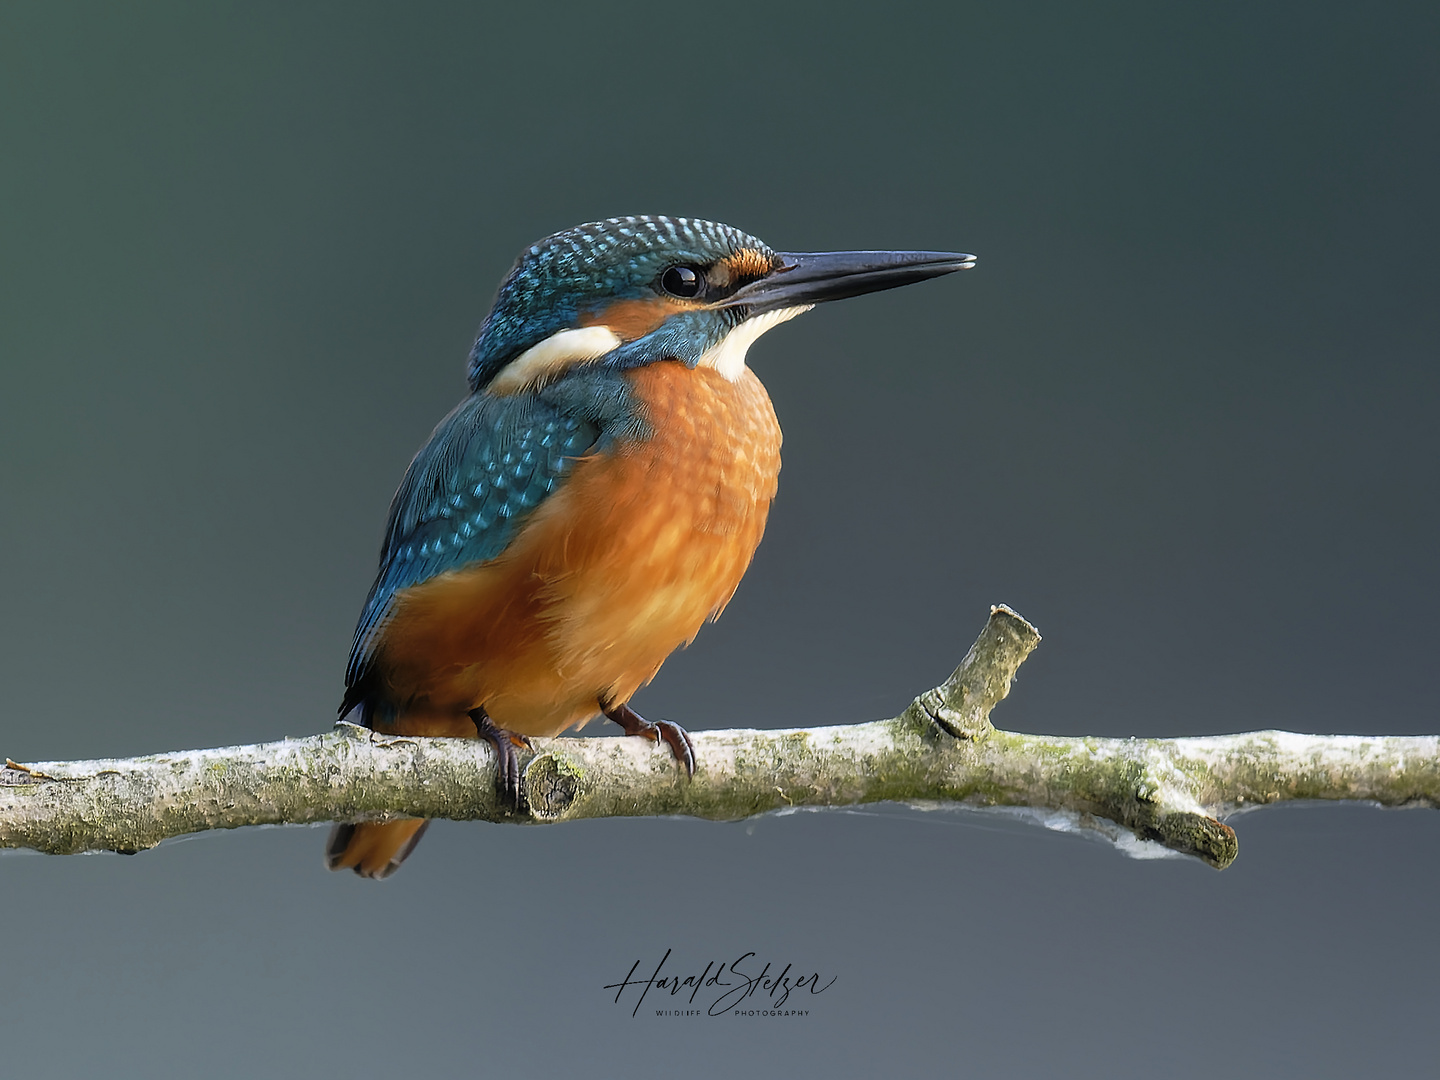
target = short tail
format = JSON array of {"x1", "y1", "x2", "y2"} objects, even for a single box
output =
[{"x1": 325, "y1": 820, "x2": 431, "y2": 879}]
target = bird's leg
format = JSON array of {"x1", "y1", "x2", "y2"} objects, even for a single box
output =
[
  {"x1": 601, "y1": 701, "x2": 697, "y2": 778},
  {"x1": 468, "y1": 706, "x2": 532, "y2": 809}
]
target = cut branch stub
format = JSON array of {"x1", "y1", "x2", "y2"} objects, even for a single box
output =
[
  {"x1": 1149, "y1": 812, "x2": 1238, "y2": 868},
  {"x1": 524, "y1": 751, "x2": 585, "y2": 821},
  {"x1": 902, "y1": 604, "x2": 1042, "y2": 740}
]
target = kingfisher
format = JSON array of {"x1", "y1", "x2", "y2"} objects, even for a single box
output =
[{"x1": 326, "y1": 215, "x2": 974, "y2": 878}]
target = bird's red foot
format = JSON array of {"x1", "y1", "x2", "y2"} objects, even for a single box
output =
[
  {"x1": 602, "y1": 701, "x2": 696, "y2": 777},
  {"x1": 468, "y1": 707, "x2": 532, "y2": 808}
]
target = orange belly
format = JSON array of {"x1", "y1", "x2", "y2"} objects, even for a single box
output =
[{"x1": 371, "y1": 360, "x2": 782, "y2": 738}]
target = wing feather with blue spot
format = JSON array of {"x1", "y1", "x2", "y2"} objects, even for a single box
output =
[{"x1": 343, "y1": 392, "x2": 601, "y2": 691}]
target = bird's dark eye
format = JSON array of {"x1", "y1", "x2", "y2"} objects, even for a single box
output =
[{"x1": 660, "y1": 264, "x2": 705, "y2": 298}]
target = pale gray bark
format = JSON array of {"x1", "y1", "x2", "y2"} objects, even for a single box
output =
[{"x1": 1, "y1": 607, "x2": 1434, "y2": 868}]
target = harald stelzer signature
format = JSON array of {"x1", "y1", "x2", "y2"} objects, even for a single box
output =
[{"x1": 605, "y1": 949, "x2": 837, "y2": 1017}]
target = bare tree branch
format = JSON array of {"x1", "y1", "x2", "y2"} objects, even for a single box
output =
[{"x1": 1, "y1": 606, "x2": 1434, "y2": 868}]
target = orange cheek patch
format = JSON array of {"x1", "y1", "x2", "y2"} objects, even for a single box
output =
[
  {"x1": 580, "y1": 297, "x2": 683, "y2": 342},
  {"x1": 723, "y1": 248, "x2": 776, "y2": 281}
]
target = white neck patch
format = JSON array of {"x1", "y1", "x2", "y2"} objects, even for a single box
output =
[
  {"x1": 488, "y1": 325, "x2": 622, "y2": 395},
  {"x1": 695, "y1": 305, "x2": 812, "y2": 381}
]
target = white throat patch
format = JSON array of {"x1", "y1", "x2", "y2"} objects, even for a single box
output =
[
  {"x1": 489, "y1": 325, "x2": 623, "y2": 395},
  {"x1": 695, "y1": 305, "x2": 813, "y2": 381}
]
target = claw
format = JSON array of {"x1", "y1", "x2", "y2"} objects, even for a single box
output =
[
  {"x1": 653, "y1": 719, "x2": 697, "y2": 778},
  {"x1": 469, "y1": 707, "x2": 529, "y2": 809},
  {"x1": 602, "y1": 702, "x2": 697, "y2": 778}
]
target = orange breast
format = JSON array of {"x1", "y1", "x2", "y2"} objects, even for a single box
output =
[{"x1": 373, "y1": 360, "x2": 782, "y2": 738}]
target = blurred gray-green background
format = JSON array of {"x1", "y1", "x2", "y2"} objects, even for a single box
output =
[{"x1": 2, "y1": 3, "x2": 1436, "y2": 1076}]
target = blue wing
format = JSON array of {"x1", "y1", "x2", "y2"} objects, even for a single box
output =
[{"x1": 344, "y1": 389, "x2": 604, "y2": 692}]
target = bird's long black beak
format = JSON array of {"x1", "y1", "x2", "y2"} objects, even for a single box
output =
[{"x1": 722, "y1": 249, "x2": 976, "y2": 314}]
